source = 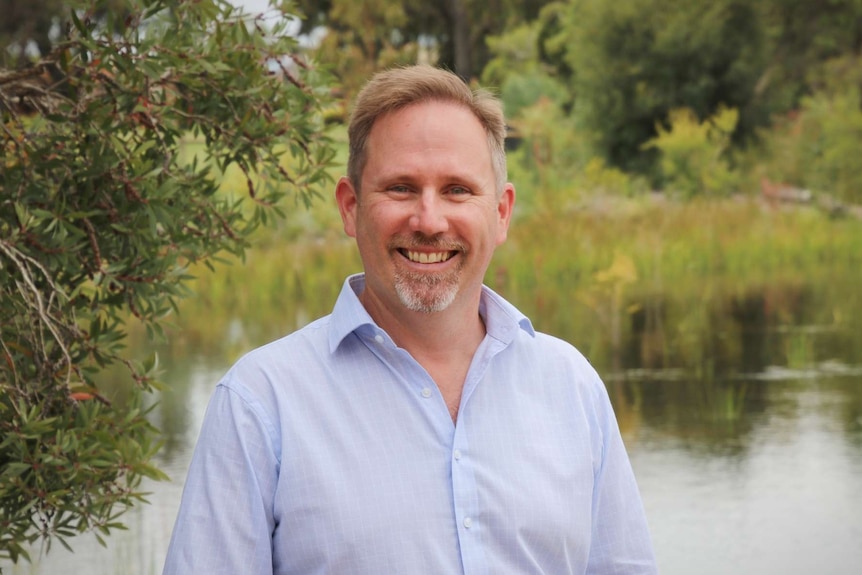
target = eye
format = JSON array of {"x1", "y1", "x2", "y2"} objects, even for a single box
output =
[
  {"x1": 387, "y1": 184, "x2": 412, "y2": 194},
  {"x1": 448, "y1": 185, "x2": 471, "y2": 197}
]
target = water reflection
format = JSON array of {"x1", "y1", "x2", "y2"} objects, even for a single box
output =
[
  {"x1": 2, "y1": 282, "x2": 862, "y2": 575},
  {"x1": 628, "y1": 377, "x2": 862, "y2": 575}
]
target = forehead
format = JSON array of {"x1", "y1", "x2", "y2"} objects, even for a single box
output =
[
  {"x1": 374, "y1": 99, "x2": 483, "y2": 132},
  {"x1": 364, "y1": 101, "x2": 492, "y2": 171}
]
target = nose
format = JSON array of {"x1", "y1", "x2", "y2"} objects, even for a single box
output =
[{"x1": 408, "y1": 190, "x2": 449, "y2": 236}]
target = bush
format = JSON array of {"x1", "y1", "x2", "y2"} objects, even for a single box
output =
[
  {"x1": 753, "y1": 56, "x2": 862, "y2": 205},
  {"x1": 800, "y1": 88, "x2": 862, "y2": 204},
  {"x1": 507, "y1": 97, "x2": 591, "y2": 213},
  {"x1": 0, "y1": 0, "x2": 333, "y2": 562},
  {"x1": 643, "y1": 107, "x2": 740, "y2": 198}
]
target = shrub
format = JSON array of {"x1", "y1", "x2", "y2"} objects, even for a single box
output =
[
  {"x1": 0, "y1": 0, "x2": 333, "y2": 562},
  {"x1": 643, "y1": 107, "x2": 740, "y2": 198}
]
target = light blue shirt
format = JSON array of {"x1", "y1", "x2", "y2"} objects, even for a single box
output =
[{"x1": 163, "y1": 274, "x2": 656, "y2": 574}]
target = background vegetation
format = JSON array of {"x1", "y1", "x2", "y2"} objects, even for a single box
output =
[
  {"x1": 2, "y1": 0, "x2": 861, "y2": 568},
  {"x1": 1, "y1": 0, "x2": 333, "y2": 564},
  {"x1": 295, "y1": 0, "x2": 862, "y2": 202}
]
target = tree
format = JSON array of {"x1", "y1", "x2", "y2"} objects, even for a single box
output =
[
  {"x1": 294, "y1": 0, "x2": 418, "y2": 101},
  {"x1": 0, "y1": 0, "x2": 334, "y2": 563},
  {"x1": 757, "y1": 0, "x2": 862, "y2": 112},
  {"x1": 295, "y1": 0, "x2": 553, "y2": 84},
  {"x1": 541, "y1": 0, "x2": 862, "y2": 180},
  {"x1": 547, "y1": 0, "x2": 766, "y2": 177},
  {"x1": 0, "y1": 0, "x2": 65, "y2": 69}
]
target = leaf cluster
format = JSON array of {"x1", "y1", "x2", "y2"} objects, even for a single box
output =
[
  {"x1": 527, "y1": 0, "x2": 862, "y2": 181},
  {"x1": 0, "y1": 0, "x2": 334, "y2": 562},
  {"x1": 643, "y1": 107, "x2": 740, "y2": 198}
]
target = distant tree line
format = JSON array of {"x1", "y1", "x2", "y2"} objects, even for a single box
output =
[{"x1": 296, "y1": 0, "x2": 861, "y2": 190}]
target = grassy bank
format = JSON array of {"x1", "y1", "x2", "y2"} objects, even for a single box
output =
[
  {"x1": 493, "y1": 195, "x2": 862, "y2": 373},
  {"x1": 145, "y1": 194, "x2": 861, "y2": 378}
]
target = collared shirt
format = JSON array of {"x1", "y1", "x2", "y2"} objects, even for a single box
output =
[{"x1": 163, "y1": 274, "x2": 656, "y2": 574}]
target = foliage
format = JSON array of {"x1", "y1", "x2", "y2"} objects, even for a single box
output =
[
  {"x1": 296, "y1": 0, "x2": 554, "y2": 84},
  {"x1": 507, "y1": 95, "x2": 646, "y2": 215},
  {"x1": 0, "y1": 0, "x2": 334, "y2": 562},
  {"x1": 499, "y1": 70, "x2": 567, "y2": 121},
  {"x1": 546, "y1": 0, "x2": 765, "y2": 176},
  {"x1": 481, "y1": 21, "x2": 541, "y2": 88},
  {"x1": 164, "y1": 192, "x2": 862, "y2": 384},
  {"x1": 492, "y1": 195, "x2": 862, "y2": 373},
  {"x1": 757, "y1": 0, "x2": 862, "y2": 113},
  {"x1": 506, "y1": 97, "x2": 589, "y2": 213},
  {"x1": 579, "y1": 157, "x2": 646, "y2": 198},
  {"x1": 797, "y1": 88, "x2": 862, "y2": 204},
  {"x1": 755, "y1": 56, "x2": 862, "y2": 205},
  {"x1": 536, "y1": 0, "x2": 862, "y2": 179},
  {"x1": 481, "y1": 20, "x2": 568, "y2": 117},
  {"x1": 301, "y1": 0, "x2": 418, "y2": 103},
  {"x1": 643, "y1": 107, "x2": 740, "y2": 198}
]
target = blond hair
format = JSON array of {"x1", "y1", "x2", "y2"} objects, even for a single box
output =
[{"x1": 347, "y1": 65, "x2": 507, "y2": 194}]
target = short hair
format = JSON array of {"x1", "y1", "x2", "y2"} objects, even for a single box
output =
[{"x1": 347, "y1": 65, "x2": 507, "y2": 194}]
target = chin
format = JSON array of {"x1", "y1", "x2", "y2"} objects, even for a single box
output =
[{"x1": 395, "y1": 284, "x2": 458, "y2": 313}]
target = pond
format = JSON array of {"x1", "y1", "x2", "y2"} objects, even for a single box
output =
[{"x1": 2, "y1": 282, "x2": 861, "y2": 575}]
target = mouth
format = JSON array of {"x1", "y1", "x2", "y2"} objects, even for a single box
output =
[{"x1": 399, "y1": 249, "x2": 457, "y2": 264}]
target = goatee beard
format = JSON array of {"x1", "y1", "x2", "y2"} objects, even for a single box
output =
[
  {"x1": 394, "y1": 270, "x2": 459, "y2": 312},
  {"x1": 391, "y1": 234, "x2": 465, "y2": 313}
]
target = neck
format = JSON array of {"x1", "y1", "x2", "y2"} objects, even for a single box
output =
[
  {"x1": 361, "y1": 290, "x2": 486, "y2": 359},
  {"x1": 359, "y1": 287, "x2": 486, "y2": 424}
]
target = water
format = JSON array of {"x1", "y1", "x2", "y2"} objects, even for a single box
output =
[
  {"x1": 629, "y1": 376, "x2": 862, "y2": 575},
  {"x1": 3, "y1": 296, "x2": 862, "y2": 574}
]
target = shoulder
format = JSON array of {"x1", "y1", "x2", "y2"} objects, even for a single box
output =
[
  {"x1": 232, "y1": 315, "x2": 331, "y2": 373},
  {"x1": 506, "y1": 329, "x2": 612, "y2": 408},
  {"x1": 214, "y1": 315, "x2": 333, "y2": 404},
  {"x1": 521, "y1": 329, "x2": 598, "y2": 376}
]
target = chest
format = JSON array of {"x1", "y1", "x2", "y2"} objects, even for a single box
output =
[{"x1": 269, "y1": 364, "x2": 598, "y2": 574}]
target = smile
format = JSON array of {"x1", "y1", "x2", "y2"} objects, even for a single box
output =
[{"x1": 400, "y1": 249, "x2": 456, "y2": 264}]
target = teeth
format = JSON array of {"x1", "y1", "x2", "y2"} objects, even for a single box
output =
[{"x1": 406, "y1": 250, "x2": 451, "y2": 264}]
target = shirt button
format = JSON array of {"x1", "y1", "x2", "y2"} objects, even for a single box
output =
[
  {"x1": 421, "y1": 388, "x2": 432, "y2": 398},
  {"x1": 453, "y1": 449, "x2": 462, "y2": 461},
  {"x1": 374, "y1": 334, "x2": 384, "y2": 344},
  {"x1": 463, "y1": 517, "x2": 472, "y2": 529}
]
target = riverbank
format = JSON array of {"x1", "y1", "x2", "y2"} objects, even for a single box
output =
[{"x1": 139, "y1": 193, "x2": 861, "y2": 378}]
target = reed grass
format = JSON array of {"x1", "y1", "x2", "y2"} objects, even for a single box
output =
[
  {"x1": 140, "y1": 191, "x2": 860, "y2": 377},
  {"x1": 487, "y1": 195, "x2": 862, "y2": 369},
  {"x1": 123, "y1": 133, "x2": 862, "y2": 376}
]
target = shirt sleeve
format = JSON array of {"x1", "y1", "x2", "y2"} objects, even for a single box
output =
[
  {"x1": 163, "y1": 381, "x2": 280, "y2": 575},
  {"x1": 586, "y1": 380, "x2": 658, "y2": 574}
]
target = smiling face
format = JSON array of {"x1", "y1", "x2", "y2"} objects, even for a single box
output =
[{"x1": 336, "y1": 100, "x2": 515, "y2": 321}]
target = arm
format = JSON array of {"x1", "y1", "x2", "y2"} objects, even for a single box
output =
[
  {"x1": 163, "y1": 382, "x2": 279, "y2": 575},
  {"x1": 586, "y1": 382, "x2": 658, "y2": 574}
]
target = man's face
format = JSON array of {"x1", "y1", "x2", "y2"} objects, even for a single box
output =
[{"x1": 337, "y1": 100, "x2": 515, "y2": 319}]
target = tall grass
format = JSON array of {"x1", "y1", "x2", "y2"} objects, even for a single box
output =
[
  {"x1": 488, "y1": 195, "x2": 862, "y2": 372},
  {"x1": 138, "y1": 191, "x2": 862, "y2": 379},
  {"x1": 123, "y1": 129, "x2": 862, "y2": 379}
]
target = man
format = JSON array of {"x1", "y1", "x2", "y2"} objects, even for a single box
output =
[{"x1": 163, "y1": 65, "x2": 657, "y2": 574}]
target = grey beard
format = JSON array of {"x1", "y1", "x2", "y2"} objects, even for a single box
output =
[
  {"x1": 389, "y1": 233, "x2": 466, "y2": 313},
  {"x1": 394, "y1": 270, "x2": 459, "y2": 313}
]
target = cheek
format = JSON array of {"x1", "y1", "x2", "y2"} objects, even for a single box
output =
[
  {"x1": 355, "y1": 215, "x2": 392, "y2": 257},
  {"x1": 361, "y1": 205, "x2": 404, "y2": 238}
]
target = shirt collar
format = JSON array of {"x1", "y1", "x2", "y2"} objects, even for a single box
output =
[{"x1": 328, "y1": 273, "x2": 535, "y2": 353}]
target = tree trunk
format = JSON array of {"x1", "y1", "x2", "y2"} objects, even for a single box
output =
[{"x1": 445, "y1": 0, "x2": 472, "y2": 81}]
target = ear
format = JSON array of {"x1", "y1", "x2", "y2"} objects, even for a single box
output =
[
  {"x1": 335, "y1": 176, "x2": 359, "y2": 238},
  {"x1": 495, "y1": 183, "x2": 516, "y2": 245}
]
